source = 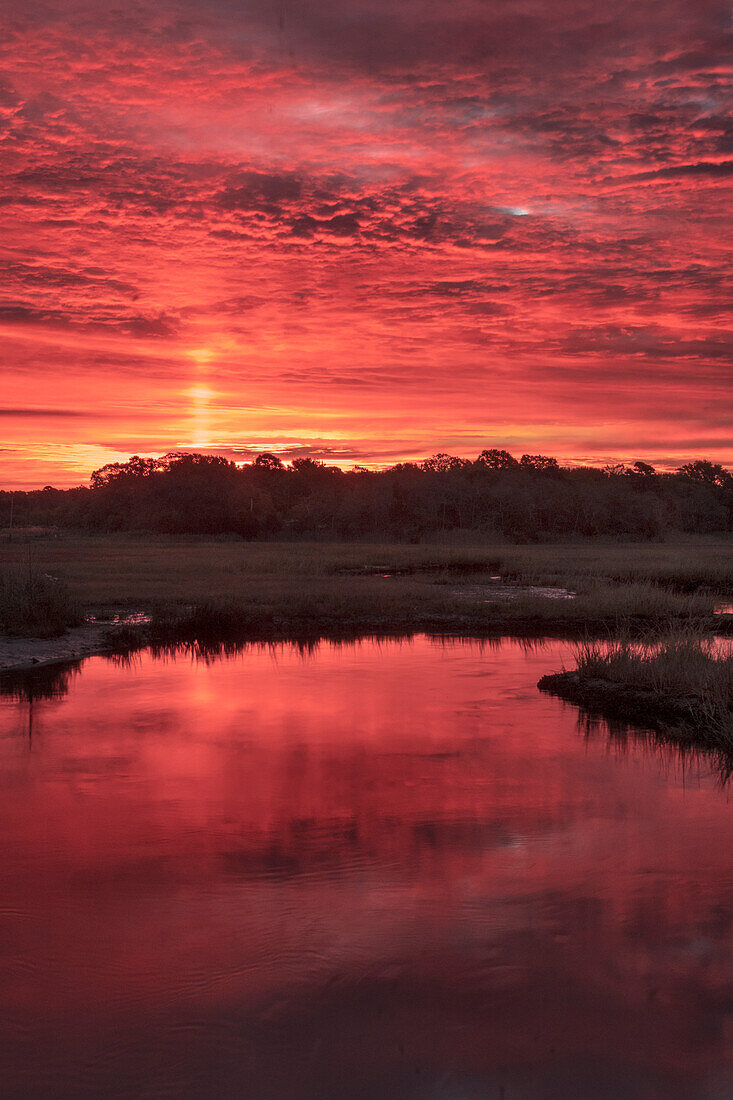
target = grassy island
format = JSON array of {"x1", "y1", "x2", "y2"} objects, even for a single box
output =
[{"x1": 539, "y1": 634, "x2": 733, "y2": 752}]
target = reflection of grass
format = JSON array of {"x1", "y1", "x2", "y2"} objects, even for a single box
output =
[
  {"x1": 576, "y1": 710, "x2": 733, "y2": 786},
  {"x1": 540, "y1": 632, "x2": 733, "y2": 751},
  {"x1": 0, "y1": 567, "x2": 83, "y2": 637},
  {"x1": 0, "y1": 662, "x2": 79, "y2": 701}
]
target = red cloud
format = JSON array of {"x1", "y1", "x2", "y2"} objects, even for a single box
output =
[{"x1": 1, "y1": 0, "x2": 731, "y2": 485}]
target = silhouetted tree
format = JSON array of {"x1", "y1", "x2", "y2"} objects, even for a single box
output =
[
  {"x1": 6, "y1": 448, "x2": 730, "y2": 542},
  {"x1": 475, "y1": 449, "x2": 518, "y2": 470},
  {"x1": 421, "y1": 453, "x2": 471, "y2": 472},
  {"x1": 90, "y1": 455, "x2": 159, "y2": 488},
  {"x1": 677, "y1": 460, "x2": 731, "y2": 487},
  {"x1": 519, "y1": 454, "x2": 560, "y2": 471},
  {"x1": 253, "y1": 453, "x2": 284, "y2": 470}
]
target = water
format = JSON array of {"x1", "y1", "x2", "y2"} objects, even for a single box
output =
[{"x1": 0, "y1": 636, "x2": 731, "y2": 1099}]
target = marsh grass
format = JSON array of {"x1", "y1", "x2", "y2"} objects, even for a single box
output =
[
  {"x1": 0, "y1": 567, "x2": 83, "y2": 637},
  {"x1": 0, "y1": 536, "x2": 728, "y2": 642},
  {"x1": 492, "y1": 581, "x2": 715, "y2": 623},
  {"x1": 574, "y1": 632, "x2": 733, "y2": 699},
  {"x1": 0, "y1": 536, "x2": 730, "y2": 605},
  {"x1": 100, "y1": 577, "x2": 720, "y2": 661},
  {"x1": 571, "y1": 632, "x2": 733, "y2": 747},
  {"x1": 492, "y1": 542, "x2": 733, "y2": 593}
]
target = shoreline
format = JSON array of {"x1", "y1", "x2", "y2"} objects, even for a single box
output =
[
  {"x1": 0, "y1": 622, "x2": 117, "y2": 674},
  {"x1": 538, "y1": 669, "x2": 730, "y2": 753},
  {"x1": 1, "y1": 607, "x2": 731, "y2": 676}
]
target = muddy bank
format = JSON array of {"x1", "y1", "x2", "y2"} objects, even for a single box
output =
[{"x1": 0, "y1": 623, "x2": 114, "y2": 673}]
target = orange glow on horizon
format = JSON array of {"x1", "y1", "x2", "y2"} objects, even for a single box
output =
[{"x1": 1, "y1": 0, "x2": 731, "y2": 488}]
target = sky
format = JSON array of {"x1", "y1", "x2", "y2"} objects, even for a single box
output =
[{"x1": 1, "y1": 0, "x2": 731, "y2": 488}]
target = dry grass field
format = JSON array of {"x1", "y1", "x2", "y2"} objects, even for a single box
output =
[
  {"x1": 0, "y1": 534, "x2": 730, "y2": 607},
  {"x1": 0, "y1": 534, "x2": 729, "y2": 641}
]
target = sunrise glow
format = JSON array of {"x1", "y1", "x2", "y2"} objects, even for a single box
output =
[{"x1": 1, "y1": 0, "x2": 731, "y2": 487}]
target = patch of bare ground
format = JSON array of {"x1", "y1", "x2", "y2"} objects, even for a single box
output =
[{"x1": 0, "y1": 623, "x2": 111, "y2": 673}]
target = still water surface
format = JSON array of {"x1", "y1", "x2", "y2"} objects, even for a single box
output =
[{"x1": 0, "y1": 636, "x2": 731, "y2": 1098}]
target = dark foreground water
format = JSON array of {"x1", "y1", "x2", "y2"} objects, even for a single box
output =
[{"x1": 0, "y1": 637, "x2": 731, "y2": 1099}]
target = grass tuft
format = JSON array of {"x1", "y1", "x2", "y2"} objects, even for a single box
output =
[
  {"x1": 544, "y1": 631, "x2": 733, "y2": 749},
  {"x1": 0, "y1": 567, "x2": 83, "y2": 637}
]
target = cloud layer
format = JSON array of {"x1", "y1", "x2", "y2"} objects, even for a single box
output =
[{"x1": 1, "y1": 0, "x2": 731, "y2": 485}]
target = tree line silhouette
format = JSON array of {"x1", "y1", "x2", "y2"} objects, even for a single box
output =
[{"x1": 3, "y1": 450, "x2": 732, "y2": 541}]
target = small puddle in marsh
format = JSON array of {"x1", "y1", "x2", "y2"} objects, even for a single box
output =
[
  {"x1": 349, "y1": 568, "x2": 576, "y2": 601},
  {"x1": 85, "y1": 610, "x2": 152, "y2": 626},
  {"x1": 451, "y1": 583, "x2": 575, "y2": 602}
]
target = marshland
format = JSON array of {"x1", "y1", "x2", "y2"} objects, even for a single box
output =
[
  {"x1": 2, "y1": 459, "x2": 733, "y2": 1097},
  {"x1": 1, "y1": 533, "x2": 731, "y2": 630},
  {"x1": 1, "y1": 529, "x2": 731, "y2": 749}
]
